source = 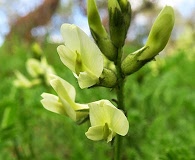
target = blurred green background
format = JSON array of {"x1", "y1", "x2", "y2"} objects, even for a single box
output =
[{"x1": 0, "y1": 0, "x2": 195, "y2": 159}]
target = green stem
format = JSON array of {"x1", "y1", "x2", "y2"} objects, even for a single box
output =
[
  {"x1": 114, "y1": 135, "x2": 121, "y2": 160},
  {"x1": 114, "y1": 47, "x2": 125, "y2": 160},
  {"x1": 115, "y1": 47, "x2": 125, "y2": 112}
]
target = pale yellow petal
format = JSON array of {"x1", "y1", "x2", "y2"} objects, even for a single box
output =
[
  {"x1": 58, "y1": 95, "x2": 77, "y2": 121},
  {"x1": 61, "y1": 23, "x2": 81, "y2": 53},
  {"x1": 57, "y1": 45, "x2": 77, "y2": 73},
  {"x1": 88, "y1": 100, "x2": 114, "y2": 126},
  {"x1": 110, "y1": 108, "x2": 129, "y2": 136},
  {"x1": 41, "y1": 93, "x2": 66, "y2": 115},
  {"x1": 85, "y1": 125, "x2": 104, "y2": 141},
  {"x1": 49, "y1": 74, "x2": 76, "y2": 101},
  {"x1": 78, "y1": 72, "x2": 99, "y2": 88},
  {"x1": 77, "y1": 26, "x2": 103, "y2": 77}
]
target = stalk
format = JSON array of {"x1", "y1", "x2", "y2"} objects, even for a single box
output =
[{"x1": 114, "y1": 47, "x2": 125, "y2": 160}]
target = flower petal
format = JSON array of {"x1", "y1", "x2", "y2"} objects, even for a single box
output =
[
  {"x1": 88, "y1": 100, "x2": 114, "y2": 126},
  {"x1": 78, "y1": 72, "x2": 99, "y2": 89},
  {"x1": 57, "y1": 94, "x2": 77, "y2": 121},
  {"x1": 41, "y1": 93, "x2": 66, "y2": 115},
  {"x1": 110, "y1": 107, "x2": 129, "y2": 136},
  {"x1": 61, "y1": 24, "x2": 81, "y2": 53},
  {"x1": 57, "y1": 45, "x2": 77, "y2": 73},
  {"x1": 50, "y1": 74, "x2": 76, "y2": 101},
  {"x1": 85, "y1": 125, "x2": 104, "y2": 141},
  {"x1": 77, "y1": 26, "x2": 103, "y2": 77},
  {"x1": 85, "y1": 123, "x2": 114, "y2": 142}
]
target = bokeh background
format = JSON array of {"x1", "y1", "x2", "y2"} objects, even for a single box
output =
[{"x1": 0, "y1": 0, "x2": 195, "y2": 159}]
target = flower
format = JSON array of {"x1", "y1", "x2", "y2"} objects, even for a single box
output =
[
  {"x1": 85, "y1": 100, "x2": 129, "y2": 142},
  {"x1": 26, "y1": 57, "x2": 55, "y2": 85},
  {"x1": 13, "y1": 70, "x2": 41, "y2": 88},
  {"x1": 26, "y1": 58, "x2": 44, "y2": 78},
  {"x1": 41, "y1": 74, "x2": 89, "y2": 122},
  {"x1": 41, "y1": 93, "x2": 67, "y2": 115},
  {"x1": 57, "y1": 23, "x2": 104, "y2": 89}
]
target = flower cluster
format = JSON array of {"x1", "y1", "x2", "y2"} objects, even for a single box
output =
[
  {"x1": 14, "y1": 44, "x2": 55, "y2": 88},
  {"x1": 40, "y1": 0, "x2": 174, "y2": 143},
  {"x1": 41, "y1": 24, "x2": 129, "y2": 142}
]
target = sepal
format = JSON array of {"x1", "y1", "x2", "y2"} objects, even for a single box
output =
[
  {"x1": 121, "y1": 46, "x2": 149, "y2": 75},
  {"x1": 98, "y1": 68, "x2": 117, "y2": 88}
]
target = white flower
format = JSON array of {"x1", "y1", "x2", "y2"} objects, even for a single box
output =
[
  {"x1": 41, "y1": 74, "x2": 89, "y2": 122},
  {"x1": 85, "y1": 100, "x2": 129, "y2": 142},
  {"x1": 57, "y1": 23, "x2": 104, "y2": 89}
]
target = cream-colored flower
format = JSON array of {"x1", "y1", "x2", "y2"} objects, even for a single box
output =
[
  {"x1": 57, "y1": 23, "x2": 103, "y2": 89},
  {"x1": 85, "y1": 100, "x2": 129, "y2": 142},
  {"x1": 26, "y1": 57, "x2": 55, "y2": 85},
  {"x1": 26, "y1": 58, "x2": 44, "y2": 78},
  {"x1": 41, "y1": 75, "x2": 89, "y2": 122},
  {"x1": 13, "y1": 71, "x2": 41, "y2": 88}
]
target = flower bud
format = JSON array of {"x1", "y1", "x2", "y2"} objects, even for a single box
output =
[
  {"x1": 138, "y1": 6, "x2": 175, "y2": 61},
  {"x1": 31, "y1": 42, "x2": 43, "y2": 58},
  {"x1": 121, "y1": 47, "x2": 148, "y2": 75},
  {"x1": 98, "y1": 68, "x2": 117, "y2": 88},
  {"x1": 87, "y1": 0, "x2": 117, "y2": 61},
  {"x1": 108, "y1": 0, "x2": 131, "y2": 47}
]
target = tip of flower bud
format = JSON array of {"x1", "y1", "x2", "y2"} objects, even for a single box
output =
[
  {"x1": 138, "y1": 5, "x2": 175, "y2": 61},
  {"x1": 108, "y1": 0, "x2": 131, "y2": 47},
  {"x1": 87, "y1": 0, "x2": 117, "y2": 61}
]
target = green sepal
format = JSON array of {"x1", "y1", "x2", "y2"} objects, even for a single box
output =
[
  {"x1": 98, "y1": 68, "x2": 117, "y2": 88},
  {"x1": 121, "y1": 46, "x2": 149, "y2": 75}
]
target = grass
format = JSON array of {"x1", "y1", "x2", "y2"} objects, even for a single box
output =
[{"x1": 0, "y1": 41, "x2": 195, "y2": 159}]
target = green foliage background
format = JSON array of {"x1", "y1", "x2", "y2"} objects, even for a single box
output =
[{"x1": 0, "y1": 30, "x2": 194, "y2": 159}]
